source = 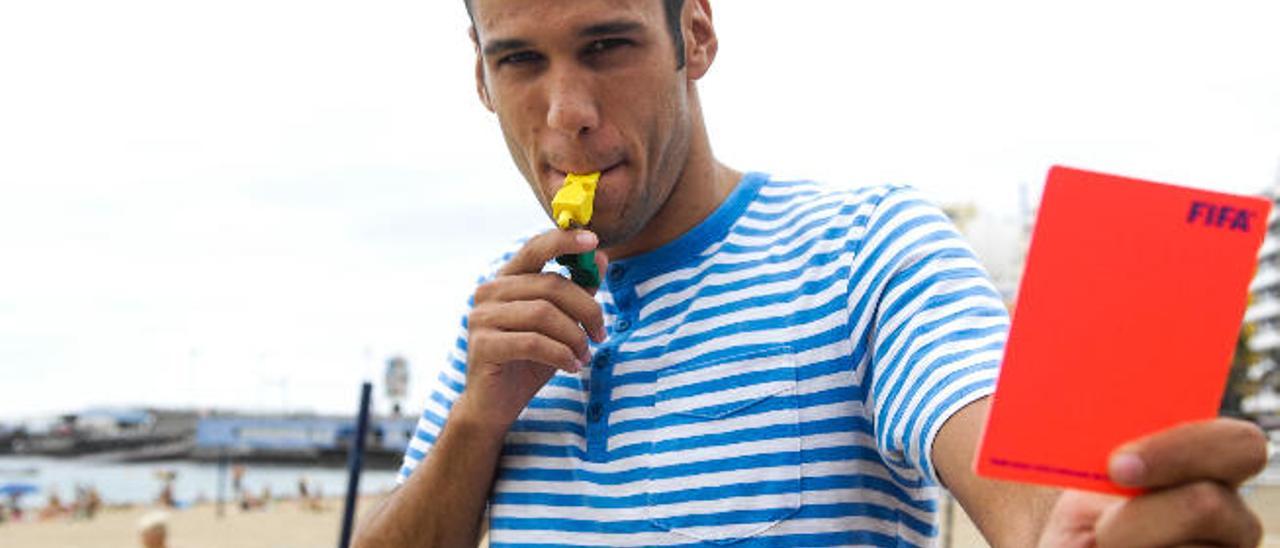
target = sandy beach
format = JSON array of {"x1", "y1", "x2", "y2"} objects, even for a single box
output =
[
  {"x1": 1, "y1": 485, "x2": 1277, "y2": 547},
  {"x1": 0, "y1": 494, "x2": 386, "y2": 548}
]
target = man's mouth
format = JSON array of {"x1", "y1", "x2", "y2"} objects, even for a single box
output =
[{"x1": 549, "y1": 161, "x2": 623, "y2": 183}]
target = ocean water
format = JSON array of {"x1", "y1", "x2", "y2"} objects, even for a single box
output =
[
  {"x1": 4, "y1": 449, "x2": 1275, "y2": 511},
  {"x1": 0, "y1": 455, "x2": 400, "y2": 510}
]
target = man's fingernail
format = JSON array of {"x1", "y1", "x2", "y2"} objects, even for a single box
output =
[
  {"x1": 576, "y1": 232, "x2": 597, "y2": 246},
  {"x1": 570, "y1": 359, "x2": 583, "y2": 373},
  {"x1": 1110, "y1": 453, "x2": 1146, "y2": 486}
]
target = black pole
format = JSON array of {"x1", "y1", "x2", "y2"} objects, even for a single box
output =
[
  {"x1": 216, "y1": 450, "x2": 227, "y2": 518},
  {"x1": 338, "y1": 381, "x2": 373, "y2": 548}
]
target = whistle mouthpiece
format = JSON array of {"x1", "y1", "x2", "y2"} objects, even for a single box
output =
[{"x1": 551, "y1": 172, "x2": 601, "y2": 229}]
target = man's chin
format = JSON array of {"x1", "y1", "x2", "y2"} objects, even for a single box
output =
[
  {"x1": 591, "y1": 216, "x2": 650, "y2": 254},
  {"x1": 592, "y1": 227, "x2": 629, "y2": 250}
]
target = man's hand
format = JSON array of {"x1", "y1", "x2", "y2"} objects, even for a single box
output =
[
  {"x1": 352, "y1": 229, "x2": 608, "y2": 548},
  {"x1": 460, "y1": 228, "x2": 608, "y2": 430},
  {"x1": 1039, "y1": 418, "x2": 1269, "y2": 547}
]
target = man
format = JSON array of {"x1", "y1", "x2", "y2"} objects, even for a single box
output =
[{"x1": 356, "y1": 1, "x2": 1270, "y2": 546}]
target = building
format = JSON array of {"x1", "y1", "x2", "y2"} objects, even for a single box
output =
[
  {"x1": 193, "y1": 413, "x2": 417, "y2": 465},
  {"x1": 1242, "y1": 165, "x2": 1280, "y2": 415}
]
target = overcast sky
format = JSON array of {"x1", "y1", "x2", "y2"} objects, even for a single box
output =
[{"x1": 1, "y1": 0, "x2": 1278, "y2": 421}]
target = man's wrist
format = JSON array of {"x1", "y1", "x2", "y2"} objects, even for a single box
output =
[{"x1": 447, "y1": 393, "x2": 515, "y2": 446}]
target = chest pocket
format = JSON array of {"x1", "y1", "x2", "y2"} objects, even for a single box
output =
[{"x1": 646, "y1": 344, "x2": 802, "y2": 543}]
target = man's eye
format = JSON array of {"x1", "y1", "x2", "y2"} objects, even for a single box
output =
[
  {"x1": 497, "y1": 51, "x2": 543, "y2": 66},
  {"x1": 584, "y1": 38, "x2": 630, "y2": 55}
]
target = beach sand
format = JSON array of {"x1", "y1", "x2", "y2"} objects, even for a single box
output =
[
  {"x1": 1, "y1": 485, "x2": 1277, "y2": 547},
  {"x1": 0, "y1": 495, "x2": 385, "y2": 548}
]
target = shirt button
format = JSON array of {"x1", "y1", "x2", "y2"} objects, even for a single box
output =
[
  {"x1": 608, "y1": 265, "x2": 626, "y2": 282},
  {"x1": 587, "y1": 402, "x2": 604, "y2": 423},
  {"x1": 592, "y1": 351, "x2": 609, "y2": 369},
  {"x1": 616, "y1": 319, "x2": 631, "y2": 332}
]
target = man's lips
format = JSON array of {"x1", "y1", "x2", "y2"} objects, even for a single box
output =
[{"x1": 549, "y1": 161, "x2": 623, "y2": 182}]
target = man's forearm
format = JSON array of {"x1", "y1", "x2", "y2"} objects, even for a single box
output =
[
  {"x1": 354, "y1": 397, "x2": 507, "y2": 548},
  {"x1": 934, "y1": 397, "x2": 1062, "y2": 547}
]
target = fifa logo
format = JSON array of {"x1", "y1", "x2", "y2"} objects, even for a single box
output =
[{"x1": 1186, "y1": 201, "x2": 1256, "y2": 232}]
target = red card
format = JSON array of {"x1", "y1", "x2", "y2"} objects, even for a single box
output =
[{"x1": 974, "y1": 165, "x2": 1271, "y2": 495}]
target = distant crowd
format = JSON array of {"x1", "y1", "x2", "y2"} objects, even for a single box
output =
[
  {"x1": 0, "y1": 463, "x2": 329, "y2": 528},
  {"x1": 0, "y1": 483, "x2": 102, "y2": 524}
]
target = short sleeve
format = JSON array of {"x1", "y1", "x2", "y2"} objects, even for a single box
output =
[
  {"x1": 860, "y1": 187, "x2": 1009, "y2": 485},
  {"x1": 396, "y1": 309, "x2": 471, "y2": 484}
]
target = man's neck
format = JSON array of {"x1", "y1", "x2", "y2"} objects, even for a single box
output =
[{"x1": 602, "y1": 99, "x2": 741, "y2": 261}]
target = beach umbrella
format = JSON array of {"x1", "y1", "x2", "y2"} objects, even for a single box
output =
[{"x1": 0, "y1": 482, "x2": 37, "y2": 497}]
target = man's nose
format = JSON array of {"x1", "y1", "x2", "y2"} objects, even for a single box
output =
[{"x1": 545, "y1": 70, "x2": 599, "y2": 136}]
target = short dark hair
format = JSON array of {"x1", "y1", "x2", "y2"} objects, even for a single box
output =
[{"x1": 463, "y1": 0, "x2": 687, "y2": 69}]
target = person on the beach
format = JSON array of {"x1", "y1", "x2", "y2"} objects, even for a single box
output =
[
  {"x1": 72, "y1": 484, "x2": 88, "y2": 520},
  {"x1": 355, "y1": 1, "x2": 1271, "y2": 546},
  {"x1": 237, "y1": 489, "x2": 259, "y2": 512},
  {"x1": 157, "y1": 482, "x2": 175, "y2": 509},
  {"x1": 70, "y1": 483, "x2": 100, "y2": 520},
  {"x1": 138, "y1": 511, "x2": 170, "y2": 548},
  {"x1": 231, "y1": 464, "x2": 245, "y2": 498},
  {"x1": 85, "y1": 485, "x2": 101, "y2": 519},
  {"x1": 39, "y1": 489, "x2": 67, "y2": 521},
  {"x1": 5, "y1": 492, "x2": 22, "y2": 522},
  {"x1": 297, "y1": 475, "x2": 324, "y2": 512}
]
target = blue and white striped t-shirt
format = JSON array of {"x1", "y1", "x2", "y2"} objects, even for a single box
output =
[{"x1": 400, "y1": 172, "x2": 1008, "y2": 546}]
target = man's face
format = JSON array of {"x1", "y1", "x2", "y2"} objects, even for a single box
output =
[{"x1": 470, "y1": 0, "x2": 693, "y2": 247}]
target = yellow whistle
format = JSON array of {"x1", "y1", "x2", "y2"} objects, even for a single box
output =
[
  {"x1": 551, "y1": 172, "x2": 602, "y2": 287},
  {"x1": 551, "y1": 172, "x2": 600, "y2": 229}
]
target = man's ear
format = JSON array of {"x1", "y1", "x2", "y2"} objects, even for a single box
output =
[
  {"x1": 682, "y1": 0, "x2": 718, "y2": 80},
  {"x1": 471, "y1": 26, "x2": 495, "y2": 112}
]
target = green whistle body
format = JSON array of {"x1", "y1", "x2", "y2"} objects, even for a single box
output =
[{"x1": 556, "y1": 250, "x2": 600, "y2": 287}]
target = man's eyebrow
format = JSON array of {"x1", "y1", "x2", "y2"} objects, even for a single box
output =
[
  {"x1": 579, "y1": 20, "x2": 644, "y2": 38},
  {"x1": 480, "y1": 20, "x2": 643, "y2": 57},
  {"x1": 482, "y1": 38, "x2": 532, "y2": 58}
]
